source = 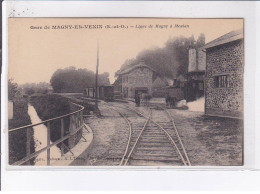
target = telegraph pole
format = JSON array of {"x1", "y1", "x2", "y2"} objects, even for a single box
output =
[{"x1": 95, "y1": 39, "x2": 99, "y2": 111}]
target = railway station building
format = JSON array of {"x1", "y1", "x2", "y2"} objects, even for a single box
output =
[
  {"x1": 113, "y1": 76, "x2": 123, "y2": 98},
  {"x1": 203, "y1": 29, "x2": 244, "y2": 119},
  {"x1": 117, "y1": 62, "x2": 155, "y2": 98}
]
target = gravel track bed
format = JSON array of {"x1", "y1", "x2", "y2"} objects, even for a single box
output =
[{"x1": 73, "y1": 99, "x2": 243, "y2": 166}]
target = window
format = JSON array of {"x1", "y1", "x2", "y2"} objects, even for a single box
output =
[{"x1": 214, "y1": 75, "x2": 230, "y2": 88}]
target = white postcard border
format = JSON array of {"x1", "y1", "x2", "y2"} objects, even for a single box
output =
[{"x1": 1, "y1": 0, "x2": 259, "y2": 190}]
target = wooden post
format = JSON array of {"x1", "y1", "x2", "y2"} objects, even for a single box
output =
[
  {"x1": 77, "y1": 112, "x2": 80, "y2": 128},
  {"x1": 61, "y1": 118, "x2": 64, "y2": 156},
  {"x1": 26, "y1": 127, "x2": 31, "y2": 165},
  {"x1": 47, "y1": 122, "x2": 51, "y2": 166},
  {"x1": 68, "y1": 115, "x2": 73, "y2": 148},
  {"x1": 81, "y1": 111, "x2": 83, "y2": 125},
  {"x1": 95, "y1": 39, "x2": 99, "y2": 112}
]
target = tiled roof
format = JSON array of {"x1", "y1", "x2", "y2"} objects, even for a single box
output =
[
  {"x1": 203, "y1": 28, "x2": 243, "y2": 49},
  {"x1": 117, "y1": 62, "x2": 156, "y2": 75}
]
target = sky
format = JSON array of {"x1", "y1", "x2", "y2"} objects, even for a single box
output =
[{"x1": 8, "y1": 18, "x2": 243, "y2": 85}]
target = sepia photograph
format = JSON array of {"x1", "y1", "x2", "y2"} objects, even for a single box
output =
[{"x1": 7, "y1": 18, "x2": 244, "y2": 167}]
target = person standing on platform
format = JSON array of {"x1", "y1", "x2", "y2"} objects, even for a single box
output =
[{"x1": 135, "y1": 93, "x2": 141, "y2": 107}]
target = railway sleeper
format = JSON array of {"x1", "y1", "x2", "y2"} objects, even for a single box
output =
[
  {"x1": 132, "y1": 133, "x2": 167, "y2": 137},
  {"x1": 138, "y1": 139, "x2": 172, "y2": 144},
  {"x1": 135, "y1": 142, "x2": 175, "y2": 147},
  {"x1": 139, "y1": 129, "x2": 169, "y2": 134},
  {"x1": 135, "y1": 150, "x2": 178, "y2": 156},
  {"x1": 130, "y1": 142, "x2": 171, "y2": 148},
  {"x1": 133, "y1": 152, "x2": 179, "y2": 158},
  {"x1": 130, "y1": 156, "x2": 182, "y2": 163},
  {"x1": 141, "y1": 132, "x2": 167, "y2": 136},
  {"x1": 139, "y1": 135, "x2": 168, "y2": 139},
  {"x1": 136, "y1": 147, "x2": 176, "y2": 152}
]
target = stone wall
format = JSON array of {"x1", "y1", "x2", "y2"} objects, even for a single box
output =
[
  {"x1": 122, "y1": 67, "x2": 153, "y2": 98},
  {"x1": 205, "y1": 39, "x2": 244, "y2": 118}
]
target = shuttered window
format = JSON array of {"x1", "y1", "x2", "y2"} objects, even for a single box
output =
[{"x1": 214, "y1": 75, "x2": 230, "y2": 88}]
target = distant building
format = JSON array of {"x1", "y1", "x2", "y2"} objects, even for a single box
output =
[
  {"x1": 186, "y1": 48, "x2": 206, "y2": 102},
  {"x1": 117, "y1": 62, "x2": 155, "y2": 98},
  {"x1": 113, "y1": 76, "x2": 123, "y2": 98},
  {"x1": 203, "y1": 29, "x2": 244, "y2": 119}
]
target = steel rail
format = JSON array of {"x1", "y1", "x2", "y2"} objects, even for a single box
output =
[
  {"x1": 123, "y1": 110, "x2": 152, "y2": 166},
  {"x1": 9, "y1": 102, "x2": 84, "y2": 132},
  {"x1": 104, "y1": 102, "x2": 188, "y2": 166},
  {"x1": 101, "y1": 103, "x2": 133, "y2": 166},
  {"x1": 119, "y1": 113, "x2": 132, "y2": 166},
  {"x1": 152, "y1": 120, "x2": 187, "y2": 166},
  {"x1": 125, "y1": 106, "x2": 187, "y2": 166},
  {"x1": 164, "y1": 109, "x2": 191, "y2": 166}
]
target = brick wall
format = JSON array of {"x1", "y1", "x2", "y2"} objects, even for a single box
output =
[
  {"x1": 205, "y1": 39, "x2": 244, "y2": 118},
  {"x1": 122, "y1": 67, "x2": 153, "y2": 98}
]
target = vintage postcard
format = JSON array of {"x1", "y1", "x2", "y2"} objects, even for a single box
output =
[{"x1": 8, "y1": 18, "x2": 244, "y2": 167}]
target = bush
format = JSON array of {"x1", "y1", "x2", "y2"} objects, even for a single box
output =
[
  {"x1": 9, "y1": 98, "x2": 35, "y2": 165},
  {"x1": 30, "y1": 94, "x2": 71, "y2": 150},
  {"x1": 30, "y1": 94, "x2": 97, "y2": 152}
]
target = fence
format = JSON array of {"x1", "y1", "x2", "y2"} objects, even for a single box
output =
[{"x1": 9, "y1": 102, "x2": 85, "y2": 166}]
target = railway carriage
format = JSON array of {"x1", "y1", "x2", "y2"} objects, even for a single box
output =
[
  {"x1": 84, "y1": 86, "x2": 114, "y2": 101},
  {"x1": 98, "y1": 86, "x2": 114, "y2": 101},
  {"x1": 83, "y1": 87, "x2": 95, "y2": 98}
]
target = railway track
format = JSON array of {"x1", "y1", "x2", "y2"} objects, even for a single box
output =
[
  {"x1": 112, "y1": 104, "x2": 191, "y2": 166},
  {"x1": 70, "y1": 95, "x2": 191, "y2": 166}
]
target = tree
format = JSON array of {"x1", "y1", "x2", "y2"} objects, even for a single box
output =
[
  {"x1": 25, "y1": 88, "x2": 35, "y2": 96},
  {"x1": 8, "y1": 79, "x2": 18, "y2": 101},
  {"x1": 50, "y1": 67, "x2": 110, "y2": 93},
  {"x1": 196, "y1": 33, "x2": 206, "y2": 48},
  {"x1": 116, "y1": 34, "x2": 206, "y2": 79},
  {"x1": 19, "y1": 82, "x2": 51, "y2": 95}
]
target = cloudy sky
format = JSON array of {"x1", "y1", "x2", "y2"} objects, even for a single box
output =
[{"x1": 9, "y1": 18, "x2": 243, "y2": 84}]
